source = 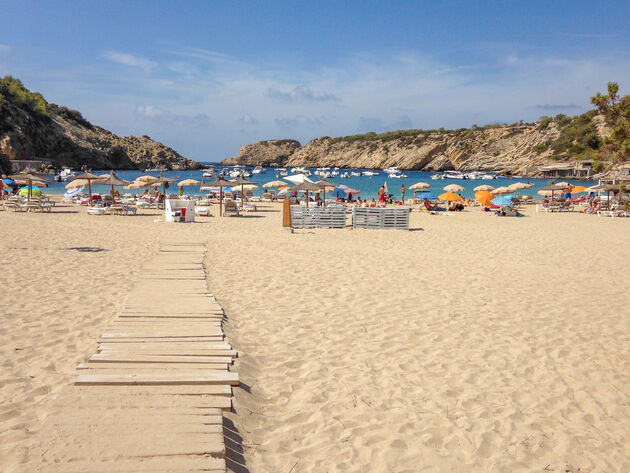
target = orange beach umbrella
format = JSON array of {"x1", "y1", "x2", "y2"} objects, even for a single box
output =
[
  {"x1": 570, "y1": 185, "x2": 587, "y2": 194},
  {"x1": 475, "y1": 190, "x2": 495, "y2": 207},
  {"x1": 439, "y1": 192, "x2": 462, "y2": 202}
]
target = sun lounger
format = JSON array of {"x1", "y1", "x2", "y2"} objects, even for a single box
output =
[
  {"x1": 223, "y1": 200, "x2": 239, "y2": 216},
  {"x1": 23, "y1": 202, "x2": 52, "y2": 212},
  {"x1": 2, "y1": 201, "x2": 24, "y2": 211},
  {"x1": 240, "y1": 203, "x2": 257, "y2": 212},
  {"x1": 87, "y1": 206, "x2": 109, "y2": 215},
  {"x1": 195, "y1": 205, "x2": 211, "y2": 216}
]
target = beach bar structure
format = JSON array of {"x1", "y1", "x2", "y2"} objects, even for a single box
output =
[{"x1": 534, "y1": 161, "x2": 594, "y2": 179}]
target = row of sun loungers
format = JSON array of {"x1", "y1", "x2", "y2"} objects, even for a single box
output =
[{"x1": 1, "y1": 196, "x2": 54, "y2": 212}]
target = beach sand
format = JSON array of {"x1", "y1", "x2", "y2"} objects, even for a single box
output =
[{"x1": 1, "y1": 201, "x2": 629, "y2": 472}]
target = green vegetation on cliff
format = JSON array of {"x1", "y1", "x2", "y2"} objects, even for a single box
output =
[
  {"x1": 548, "y1": 111, "x2": 600, "y2": 160},
  {"x1": 591, "y1": 81, "x2": 630, "y2": 163}
]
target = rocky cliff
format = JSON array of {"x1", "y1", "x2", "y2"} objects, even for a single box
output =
[
  {"x1": 221, "y1": 139, "x2": 301, "y2": 167},
  {"x1": 0, "y1": 77, "x2": 199, "y2": 170},
  {"x1": 223, "y1": 112, "x2": 606, "y2": 175}
]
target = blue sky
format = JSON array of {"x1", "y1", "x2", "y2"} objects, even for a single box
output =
[{"x1": 1, "y1": 1, "x2": 629, "y2": 162}]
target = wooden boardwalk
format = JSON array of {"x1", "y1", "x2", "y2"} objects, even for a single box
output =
[{"x1": 28, "y1": 242, "x2": 238, "y2": 472}]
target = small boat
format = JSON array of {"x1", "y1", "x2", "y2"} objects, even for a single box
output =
[
  {"x1": 351, "y1": 171, "x2": 362, "y2": 177},
  {"x1": 443, "y1": 170, "x2": 467, "y2": 179},
  {"x1": 340, "y1": 172, "x2": 350, "y2": 178},
  {"x1": 56, "y1": 167, "x2": 76, "y2": 182},
  {"x1": 144, "y1": 167, "x2": 167, "y2": 172},
  {"x1": 389, "y1": 171, "x2": 408, "y2": 179},
  {"x1": 202, "y1": 168, "x2": 215, "y2": 178},
  {"x1": 431, "y1": 174, "x2": 444, "y2": 180},
  {"x1": 384, "y1": 166, "x2": 400, "y2": 174},
  {"x1": 252, "y1": 165, "x2": 264, "y2": 174},
  {"x1": 363, "y1": 170, "x2": 379, "y2": 176}
]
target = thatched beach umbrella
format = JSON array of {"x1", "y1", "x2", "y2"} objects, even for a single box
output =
[
  {"x1": 9, "y1": 169, "x2": 52, "y2": 202},
  {"x1": 538, "y1": 183, "x2": 567, "y2": 199},
  {"x1": 491, "y1": 186, "x2": 511, "y2": 195},
  {"x1": 204, "y1": 177, "x2": 234, "y2": 216},
  {"x1": 263, "y1": 180, "x2": 287, "y2": 188},
  {"x1": 96, "y1": 171, "x2": 130, "y2": 202},
  {"x1": 151, "y1": 175, "x2": 177, "y2": 197},
  {"x1": 409, "y1": 182, "x2": 431, "y2": 190},
  {"x1": 507, "y1": 182, "x2": 533, "y2": 192},
  {"x1": 474, "y1": 184, "x2": 495, "y2": 192},
  {"x1": 315, "y1": 178, "x2": 340, "y2": 207},
  {"x1": 443, "y1": 184, "x2": 465, "y2": 193},
  {"x1": 292, "y1": 181, "x2": 322, "y2": 207},
  {"x1": 229, "y1": 175, "x2": 256, "y2": 206},
  {"x1": 177, "y1": 179, "x2": 201, "y2": 187},
  {"x1": 71, "y1": 171, "x2": 101, "y2": 203}
]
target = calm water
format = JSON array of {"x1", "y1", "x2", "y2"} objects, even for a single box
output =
[{"x1": 38, "y1": 167, "x2": 593, "y2": 200}]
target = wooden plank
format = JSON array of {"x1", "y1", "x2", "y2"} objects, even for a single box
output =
[
  {"x1": 119, "y1": 314, "x2": 224, "y2": 319},
  {"x1": 75, "y1": 371, "x2": 239, "y2": 385},
  {"x1": 32, "y1": 458, "x2": 226, "y2": 473},
  {"x1": 78, "y1": 362, "x2": 229, "y2": 371},
  {"x1": 98, "y1": 341, "x2": 232, "y2": 350},
  {"x1": 97, "y1": 348, "x2": 237, "y2": 358},
  {"x1": 97, "y1": 337, "x2": 224, "y2": 343},
  {"x1": 49, "y1": 423, "x2": 224, "y2": 436},
  {"x1": 73, "y1": 385, "x2": 232, "y2": 396},
  {"x1": 100, "y1": 332, "x2": 224, "y2": 339},
  {"x1": 54, "y1": 391, "x2": 232, "y2": 409},
  {"x1": 89, "y1": 354, "x2": 233, "y2": 364}
]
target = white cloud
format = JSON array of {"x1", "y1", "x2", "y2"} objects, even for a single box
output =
[
  {"x1": 41, "y1": 44, "x2": 630, "y2": 162},
  {"x1": 103, "y1": 51, "x2": 156, "y2": 68},
  {"x1": 135, "y1": 105, "x2": 164, "y2": 118},
  {"x1": 0, "y1": 44, "x2": 11, "y2": 53}
]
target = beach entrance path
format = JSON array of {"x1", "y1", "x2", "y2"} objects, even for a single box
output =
[{"x1": 24, "y1": 241, "x2": 238, "y2": 472}]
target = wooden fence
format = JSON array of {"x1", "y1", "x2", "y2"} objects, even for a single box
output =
[
  {"x1": 290, "y1": 206, "x2": 347, "y2": 229},
  {"x1": 352, "y1": 207, "x2": 410, "y2": 230}
]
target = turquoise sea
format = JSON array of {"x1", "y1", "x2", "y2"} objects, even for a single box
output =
[{"x1": 38, "y1": 166, "x2": 594, "y2": 200}]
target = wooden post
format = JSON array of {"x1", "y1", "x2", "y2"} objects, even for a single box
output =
[{"x1": 282, "y1": 199, "x2": 291, "y2": 227}]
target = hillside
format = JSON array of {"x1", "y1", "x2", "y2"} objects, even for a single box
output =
[
  {"x1": 0, "y1": 76, "x2": 199, "y2": 171},
  {"x1": 223, "y1": 112, "x2": 608, "y2": 175}
]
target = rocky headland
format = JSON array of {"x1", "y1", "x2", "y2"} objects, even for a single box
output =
[
  {"x1": 223, "y1": 112, "x2": 613, "y2": 176},
  {"x1": 0, "y1": 76, "x2": 199, "y2": 171}
]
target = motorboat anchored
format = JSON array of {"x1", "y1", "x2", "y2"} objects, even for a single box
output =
[
  {"x1": 252, "y1": 165, "x2": 264, "y2": 174},
  {"x1": 388, "y1": 171, "x2": 408, "y2": 179}
]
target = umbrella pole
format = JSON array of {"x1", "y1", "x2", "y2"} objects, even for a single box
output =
[
  {"x1": 306, "y1": 191, "x2": 309, "y2": 208},
  {"x1": 28, "y1": 178, "x2": 32, "y2": 202},
  {"x1": 220, "y1": 186, "x2": 223, "y2": 217},
  {"x1": 111, "y1": 184, "x2": 115, "y2": 203},
  {"x1": 88, "y1": 180, "x2": 92, "y2": 204}
]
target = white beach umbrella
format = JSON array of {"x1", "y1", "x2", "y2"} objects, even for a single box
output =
[
  {"x1": 409, "y1": 182, "x2": 431, "y2": 190},
  {"x1": 285, "y1": 174, "x2": 313, "y2": 184}
]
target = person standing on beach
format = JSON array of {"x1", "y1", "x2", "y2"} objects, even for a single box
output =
[
  {"x1": 401, "y1": 184, "x2": 406, "y2": 203},
  {"x1": 378, "y1": 186, "x2": 386, "y2": 205}
]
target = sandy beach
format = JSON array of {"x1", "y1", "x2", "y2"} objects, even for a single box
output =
[{"x1": 1, "y1": 200, "x2": 629, "y2": 472}]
